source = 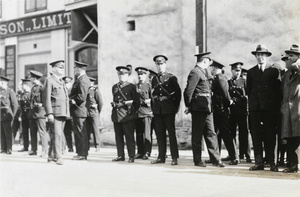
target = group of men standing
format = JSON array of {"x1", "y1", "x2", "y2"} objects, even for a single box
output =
[
  {"x1": 0, "y1": 43, "x2": 299, "y2": 173},
  {"x1": 0, "y1": 60, "x2": 103, "y2": 165}
]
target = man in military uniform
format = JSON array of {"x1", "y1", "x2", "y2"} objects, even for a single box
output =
[
  {"x1": 111, "y1": 66, "x2": 140, "y2": 163},
  {"x1": 62, "y1": 76, "x2": 74, "y2": 152},
  {"x1": 151, "y1": 55, "x2": 181, "y2": 165},
  {"x1": 184, "y1": 52, "x2": 225, "y2": 167},
  {"x1": 86, "y1": 77, "x2": 103, "y2": 152},
  {"x1": 28, "y1": 70, "x2": 48, "y2": 156},
  {"x1": 42, "y1": 60, "x2": 70, "y2": 165},
  {"x1": 69, "y1": 61, "x2": 91, "y2": 160},
  {"x1": 247, "y1": 44, "x2": 281, "y2": 172},
  {"x1": 210, "y1": 60, "x2": 238, "y2": 165},
  {"x1": 0, "y1": 76, "x2": 18, "y2": 154},
  {"x1": 134, "y1": 67, "x2": 153, "y2": 160},
  {"x1": 228, "y1": 62, "x2": 251, "y2": 162},
  {"x1": 18, "y1": 79, "x2": 32, "y2": 152}
]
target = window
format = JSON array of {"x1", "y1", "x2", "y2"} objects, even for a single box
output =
[
  {"x1": 0, "y1": 0, "x2": 2, "y2": 18},
  {"x1": 75, "y1": 46, "x2": 98, "y2": 83},
  {"x1": 25, "y1": 0, "x2": 47, "y2": 13},
  {"x1": 127, "y1": 20, "x2": 135, "y2": 31}
]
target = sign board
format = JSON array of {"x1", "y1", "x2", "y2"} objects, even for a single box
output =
[{"x1": 0, "y1": 11, "x2": 71, "y2": 38}]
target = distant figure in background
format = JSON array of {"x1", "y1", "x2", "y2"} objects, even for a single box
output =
[
  {"x1": 0, "y1": 76, "x2": 18, "y2": 154},
  {"x1": 247, "y1": 44, "x2": 281, "y2": 172},
  {"x1": 62, "y1": 76, "x2": 74, "y2": 152},
  {"x1": 241, "y1": 68, "x2": 248, "y2": 80},
  {"x1": 134, "y1": 67, "x2": 153, "y2": 160},
  {"x1": 28, "y1": 70, "x2": 48, "y2": 157},
  {"x1": 281, "y1": 44, "x2": 300, "y2": 173},
  {"x1": 43, "y1": 60, "x2": 69, "y2": 165},
  {"x1": 86, "y1": 77, "x2": 103, "y2": 151},
  {"x1": 228, "y1": 62, "x2": 251, "y2": 162},
  {"x1": 111, "y1": 66, "x2": 140, "y2": 163},
  {"x1": 126, "y1": 64, "x2": 138, "y2": 84},
  {"x1": 18, "y1": 79, "x2": 32, "y2": 152},
  {"x1": 69, "y1": 61, "x2": 91, "y2": 160}
]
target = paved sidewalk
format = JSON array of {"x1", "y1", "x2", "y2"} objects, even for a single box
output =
[{"x1": 0, "y1": 145, "x2": 300, "y2": 197}]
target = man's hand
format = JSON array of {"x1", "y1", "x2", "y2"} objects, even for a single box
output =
[
  {"x1": 70, "y1": 99, "x2": 76, "y2": 105},
  {"x1": 184, "y1": 107, "x2": 190, "y2": 114},
  {"x1": 47, "y1": 114, "x2": 54, "y2": 123}
]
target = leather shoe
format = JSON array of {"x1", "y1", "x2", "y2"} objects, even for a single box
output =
[
  {"x1": 229, "y1": 160, "x2": 239, "y2": 165},
  {"x1": 56, "y1": 158, "x2": 64, "y2": 165},
  {"x1": 283, "y1": 165, "x2": 298, "y2": 173},
  {"x1": 142, "y1": 154, "x2": 149, "y2": 160},
  {"x1": 134, "y1": 154, "x2": 143, "y2": 159},
  {"x1": 47, "y1": 157, "x2": 57, "y2": 162},
  {"x1": 112, "y1": 156, "x2": 125, "y2": 162},
  {"x1": 270, "y1": 164, "x2": 278, "y2": 172},
  {"x1": 205, "y1": 159, "x2": 212, "y2": 163},
  {"x1": 151, "y1": 159, "x2": 165, "y2": 164},
  {"x1": 249, "y1": 164, "x2": 264, "y2": 171},
  {"x1": 246, "y1": 157, "x2": 252, "y2": 163},
  {"x1": 68, "y1": 148, "x2": 74, "y2": 152},
  {"x1": 195, "y1": 162, "x2": 206, "y2": 167},
  {"x1": 221, "y1": 156, "x2": 231, "y2": 161},
  {"x1": 29, "y1": 151, "x2": 37, "y2": 155},
  {"x1": 128, "y1": 157, "x2": 134, "y2": 163},
  {"x1": 6, "y1": 149, "x2": 12, "y2": 155},
  {"x1": 72, "y1": 155, "x2": 86, "y2": 160},
  {"x1": 213, "y1": 161, "x2": 225, "y2": 167},
  {"x1": 18, "y1": 148, "x2": 28, "y2": 152},
  {"x1": 171, "y1": 159, "x2": 178, "y2": 165}
]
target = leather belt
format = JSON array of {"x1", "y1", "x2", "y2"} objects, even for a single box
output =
[
  {"x1": 194, "y1": 93, "x2": 211, "y2": 97},
  {"x1": 154, "y1": 95, "x2": 168, "y2": 101}
]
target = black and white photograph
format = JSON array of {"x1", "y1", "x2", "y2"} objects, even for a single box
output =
[{"x1": 0, "y1": 0, "x2": 300, "y2": 196}]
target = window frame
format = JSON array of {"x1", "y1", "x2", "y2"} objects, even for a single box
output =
[{"x1": 25, "y1": 0, "x2": 47, "y2": 14}]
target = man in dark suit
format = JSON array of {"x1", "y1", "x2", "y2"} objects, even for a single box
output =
[
  {"x1": 134, "y1": 67, "x2": 153, "y2": 160},
  {"x1": 69, "y1": 61, "x2": 91, "y2": 160},
  {"x1": 211, "y1": 60, "x2": 238, "y2": 165},
  {"x1": 183, "y1": 52, "x2": 225, "y2": 167},
  {"x1": 247, "y1": 44, "x2": 281, "y2": 171},
  {"x1": 228, "y1": 62, "x2": 251, "y2": 162},
  {"x1": 42, "y1": 60, "x2": 70, "y2": 165},
  {"x1": 0, "y1": 76, "x2": 18, "y2": 154},
  {"x1": 86, "y1": 77, "x2": 103, "y2": 151},
  {"x1": 17, "y1": 79, "x2": 32, "y2": 152},
  {"x1": 28, "y1": 70, "x2": 48, "y2": 156},
  {"x1": 111, "y1": 66, "x2": 140, "y2": 163},
  {"x1": 150, "y1": 55, "x2": 181, "y2": 165}
]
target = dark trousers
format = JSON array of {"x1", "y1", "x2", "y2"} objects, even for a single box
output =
[
  {"x1": 229, "y1": 115, "x2": 251, "y2": 158},
  {"x1": 191, "y1": 111, "x2": 220, "y2": 164},
  {"x1": 73, "y1": 117, "x2": 88, "y2": 157},
  {"x1": 214, "y1": 113, "x2": 237, "y2": 160},
  {"x1": 48, "y1": 117, "x2": 66, "y2": 159},
  {"x1": 21, "y1": 115, "x2": 30, "y2": 150},
  {"x1": 30, "y1": 118, "x2": 47, "y2": 152},
  {"x1": 286, "y1": 137, "x2": 300, "y2": 166},
  {"x1": 249, "y1": 110, "x2": 277, "y2": 165},
  {"x1": 154, "y1": 113, "x2": 178, "y2": 161},
  {"x1": 1, "y1": 120, "x2": 13, "y2": 152},
  {"x1": 86, "y1": 115, "x2": 100, "y2": 148},
  {"x1": 63, "y1": 118, "x2": 73, "y2": 149},
  {"x1": 135, "y1": 116, "x2": 152, "y2": 155},
  {"x1": 113, "y1": 120, "x2": 135, "y2": 158}
]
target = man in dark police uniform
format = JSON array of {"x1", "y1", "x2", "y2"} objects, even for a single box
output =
[
  {"x1": 111, "y1": 66, "x2": 140, "y2": 163},
  {"x1": 69, "y1": 61, "x2": 91, "y2": 160},
  {"x1": 0, "y1": 76, "x2": 18, "y2": 154},
  {"x1": 151, "y1": 55, "x2": 181, "y2": 165},
  {"x1": 184, "y1": 52, "x2": 225, "y2": 167}
]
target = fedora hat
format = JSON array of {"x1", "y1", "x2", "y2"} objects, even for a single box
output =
[
  {"x1": 285, "y1": 44, "x2": 300, "y2": 55},
  {"x1": 251, "y1": 44, "x2": 272, "y2": 56}
]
